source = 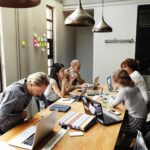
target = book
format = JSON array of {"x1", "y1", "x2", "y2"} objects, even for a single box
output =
[
  {"x1": 58, "y1": 111, "x2": 96, "y2": 131},
  {"x1": 49, "y1": 104, "x2": 71, "y2": 112}
]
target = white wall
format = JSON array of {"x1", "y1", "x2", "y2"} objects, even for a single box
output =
[
  {"x1": 93, "y1": 3, "x2": 137, "y2": 84},
  {"x1": 0, "y1": 8, "x2": 19, "y2": 87},
  {"x1": 0, "y1": 0, "x2": 76, "y2": 88}
]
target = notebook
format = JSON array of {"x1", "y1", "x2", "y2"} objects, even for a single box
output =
[
  {"x1": 49, "y1": 104, "x2": 71, "y2": 112},
  {"x1": 9, "y1": 111, "x2": 57, "y2": 150},
  {"x1": 107, "y1": 76, "x2": 118, "y2": 92},
  {"x1": 81, "y1": 96, "x2": 122, "y2": 126},
  {"x1": 58, "y1": 111, "x2": 96, "y2": 131}
]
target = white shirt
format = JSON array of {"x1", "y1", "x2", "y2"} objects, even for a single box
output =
[
  {"x1": 130, "y1": 71, "x2": 150, "y2": 104},
  {"x1": 110, "y1": 86, "x2": 147, "y2": 118},
  {"x1": 44, "y1": 78, "x2": 60, "y2": 102}
]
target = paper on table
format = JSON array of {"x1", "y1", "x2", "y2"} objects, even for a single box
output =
[
  {"x1": 57, "y1": 98, "x2": 76, "y2": 104},
  {"x1": 92, "y1": 95, "x2": 100, "y2": 101},
  {"x1": 0, "y1": 141, "x2": 16, "y2": 150}
]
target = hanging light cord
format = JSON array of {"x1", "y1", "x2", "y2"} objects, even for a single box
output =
[
  {"x1": 102, "y1": 0, "x2": 104, "y2": 17},
  {"x1": 79, "y1": 0, "x2": 81, "y2": 8}
]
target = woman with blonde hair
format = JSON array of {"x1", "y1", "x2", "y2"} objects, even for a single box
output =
[{"x1": 65, "y1": 59, "x2": 87, "y2": 88}]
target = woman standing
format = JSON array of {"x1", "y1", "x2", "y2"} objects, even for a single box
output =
[
  {"x1": 109, "y1": 69, "x2": 147, "y2": 134},
  {"x1": 121, "y1": 58, "x2": 150, "y2": 104}
]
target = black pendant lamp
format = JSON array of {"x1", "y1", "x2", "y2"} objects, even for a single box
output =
[
  {"x1": 0, "y1": 0, "x2": 41, "y2": 8},
  {"x1": 92, "y1": 0, "x2": 112, "y2": 32},
  {"x1": 65, "y1": 0, "x2": 95, "y2": 27}
]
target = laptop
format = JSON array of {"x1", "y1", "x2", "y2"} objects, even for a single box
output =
[
  {"x1": 81, "y1": 96, "x2": 122, "y2": 126},
  {"x1": 9, "y1": 111, "x2": 57, "y2": 150},
  {"x1": 87, "y1": 76, "x2": 99, "y2": 96},
  {"x1": 87, "y1": 76, "x2": 99, "y2": 90},
  {"x1": 107, "y1": 76, "x2": 118, "y2": 92},
  {"x1": 70, "y1": 87, "x2": 87, "y2": 101}
]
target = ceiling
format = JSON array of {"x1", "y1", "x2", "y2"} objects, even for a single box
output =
[{"x1": 62, "y1": 0, "x2": 137, "y2": 6}]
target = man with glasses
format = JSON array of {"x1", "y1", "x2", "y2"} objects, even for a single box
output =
[{"x1": 0, "y1": 72, "x2": 49, "y2": 134}]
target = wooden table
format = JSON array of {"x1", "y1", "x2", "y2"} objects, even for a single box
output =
[{"x1": 0, "y1": 88, "x2": 125, "y2": 150}]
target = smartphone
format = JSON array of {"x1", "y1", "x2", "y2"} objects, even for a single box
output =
[{"x1": 108, "y1": 110, "x2": 121, "y2": 115}]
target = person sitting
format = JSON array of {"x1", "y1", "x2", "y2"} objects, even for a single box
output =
[
  {"x1": 0, "y1": 72, "x2": 49, "y2": 134},
  {"x1": 65, "y1": 59, "x2": 87, "y2": 89},
  {"x1": 121, "y1": 58, "x2": 150, "y2": 104},
  {"x1": 44, "y1": 63, "x2": 73, "y2": 105}
]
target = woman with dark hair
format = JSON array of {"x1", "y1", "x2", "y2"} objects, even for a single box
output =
[
  {"x1": 121, "y1": 58, "x2": 150, "y2": 104},
  {"x1": 109, "y1": 69, "x2": 147, "y2": 135},
  {"x1": 44, "y1": 63, "x2": 72, "y2": 105}
]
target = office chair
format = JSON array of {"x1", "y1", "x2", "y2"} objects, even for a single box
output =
[{"x1": 134, "y1": 130, "x2": 148, "y2": 150}]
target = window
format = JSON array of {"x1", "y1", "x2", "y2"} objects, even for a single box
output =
[
  {"x1": 46, "y1": 5, "x2": 54, "y2": 75},
  {"x1": 0, "y1": 57, "x2": 2, "y2": 92}
]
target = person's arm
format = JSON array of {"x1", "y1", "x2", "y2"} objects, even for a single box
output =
[
  {"x1": 76, "y1": 73, "x2": 85, "y2": 84},
  {"x1": 64, "y1": 78, "x2": 75, "y2": 94},
  {"x1": 51, "y1": 80, "x2": 66, "y2": 98},
  {"x1": 109, "y1": 88, "x2": 125, "y2": 108}
]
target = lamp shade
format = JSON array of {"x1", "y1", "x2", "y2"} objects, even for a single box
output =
[
  {"x1": 92, "y1": 16, "x2": 112, "y2": 32},
  {"x1": 0, "y1": 0, "x2": 41, "y2": 8},
  {"x1": 65, "y1": 0, "x2": 95, "y2": 27}
]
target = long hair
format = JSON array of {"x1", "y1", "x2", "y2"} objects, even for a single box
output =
[
  {"x1": 49, "y1": 63, "x2": 64, "y2": 89},
  {"x1": 112, "y1": 69, "x2": 135, "y2": 87}
]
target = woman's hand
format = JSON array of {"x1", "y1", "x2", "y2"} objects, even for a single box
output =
[{"x1": 80, "y1": 83, "x2": 88, "y2": 88}]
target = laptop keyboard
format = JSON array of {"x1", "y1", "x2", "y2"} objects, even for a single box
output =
[
  {"x1": 22, "y1": 133, "x2": 35, "y2": 146},
  {"x1": 103, "y1": 114, "x2": 117, "y2": 124}
]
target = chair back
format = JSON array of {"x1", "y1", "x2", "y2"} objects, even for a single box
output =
[{"x1": 134, "y1": 130, "x2": 148, "y2": 150}]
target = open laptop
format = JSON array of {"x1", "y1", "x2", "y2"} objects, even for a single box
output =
[
  {"x1": 87, "y1": 76, "x2": 99, "y2": 96},
  {"x1": 9, "y1": 111, "x2": 57, "y2": 150},
  {"x1": 70, "y1": 87, "x2": 87, "y2": 101},
  {"x1": 81, "y1": 96, "x2": 122, "y2": 126},
  {"x1": 107, "y1": 76, "x2": 118, "y2": 92},
  {"x1": 87, "y1": 76, "x2": 99, "y2": 90}
]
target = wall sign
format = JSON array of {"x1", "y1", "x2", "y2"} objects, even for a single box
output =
[{"x1": 104, "y1": 38, "x2": 135, "y2": 44}]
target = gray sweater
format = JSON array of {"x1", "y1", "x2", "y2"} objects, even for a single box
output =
[
  {"x1": 0, "y1": 79, "x2": 32, "y2": 132},
  {"x1": 110, "y1": 86, "x2": 148, "y2": 119}
]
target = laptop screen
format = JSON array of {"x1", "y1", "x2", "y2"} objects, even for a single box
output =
[
  {"x1": 81, "y1": 96, "x2": 103, "y2": 117},
  {"x1": 107, "y1": 76, "x2": 113, "y2": 91},
  {"x1": 93, "y1": 76, "x2": 99, "y2": 88}
]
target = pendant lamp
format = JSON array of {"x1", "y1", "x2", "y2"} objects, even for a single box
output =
[
  {"x1": 0, "y1": 0, "x2": 41, "y2": 8},
  {"x1": 65, "y1": 0, "x2": 95, "y2": 27},
  {"x1": 92, "y1": 0, "x2": 112, "y2": 32}
]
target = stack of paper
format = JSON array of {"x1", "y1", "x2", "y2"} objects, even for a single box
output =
[
  {"x1": 0, "y1": 141, "x2": 16, "y2": 150},
  {"x1": 57, "y1": 98, "x2": 76, "y2": 104}
]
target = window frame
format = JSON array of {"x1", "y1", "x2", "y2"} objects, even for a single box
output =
[
  {"x1": 0, "y1": 58, "x2": 3, "y2": 92},
  {"x1": 46, "y1": 5, "x2": 54, "y2": 74}
]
